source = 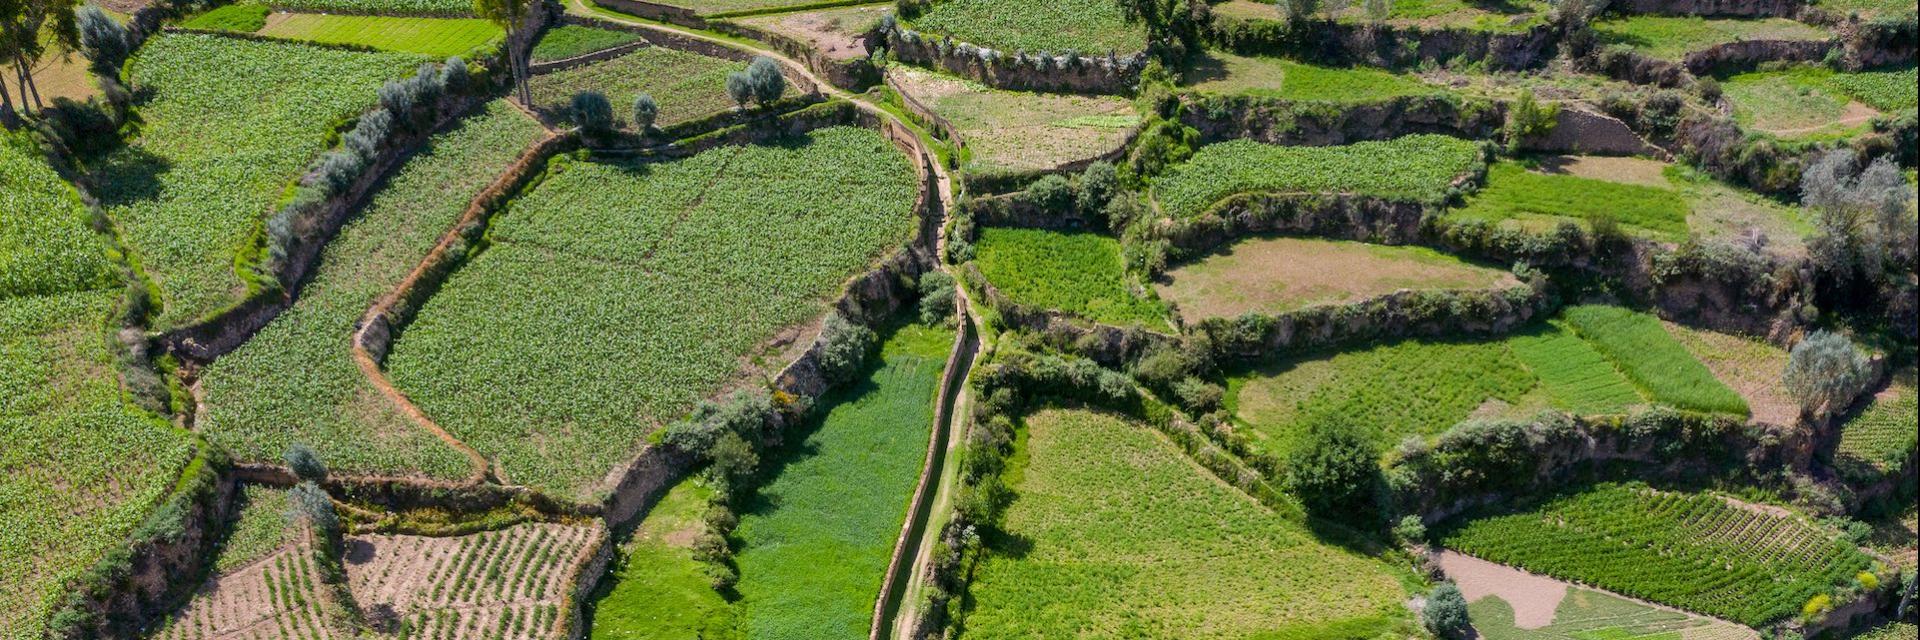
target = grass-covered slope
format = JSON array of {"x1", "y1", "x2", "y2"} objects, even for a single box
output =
[
  {"x1": 532, "y1": 25, "x2": 645, "y2": 62},
  {"x1": 385, "y1": 126, "x2": 919, "y2": 500},
  {"x1": 198, "y1": 101, "x2": 542, "y2": 479},
  {"x1": 95, "y1": 33, "x2": 426, "y2": 328},
  {"x1": 1439, "y1": 482, "x2": 1876, "y2": 626},
  {"x1": 587, "y1": 479, "x2": 735, "y2": 639},
  {"x1": 973, "y1": 227, "x2": 1168, "y2": 328},
  {"x1": 1455, "y1": 162, "x2": 1691, "y2": 239},
  {"x1": 960, "y1": 409, "x2": 1412, "y2": 639},
  {"x1": 1560, "y1": 305, "x2": 1748, "y2": 416},
  {"x1": 1593, "y1": 16, "x2": 1829, "y2": 60},
  {"x1": 1153, "y1": 135, "x2": 1484, "y2": 218}
]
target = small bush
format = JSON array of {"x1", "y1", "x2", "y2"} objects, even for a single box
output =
[
  {"x1": 1286, "y1": 419, "x2": 1380, "y2": 521},
  {"x1": 818, "y1": 312, "x2": 877, "y2": 384},
  {"x1": 440, "y1": 57, "x2": 469, "y2": 95},
  {"x1": 632, "y1": 93, "x2": 658, "y2": 132},
  {"x1": 1020, "y1": 174, "x2": 1074, "y2": 211},
  {"x1": 918, "y1": 270, "x2": 957, "y2": 325},
  {"x1": 725, "y1": 71, "x2": 753, "y2": 108},
  {"x1": 1783, "y1": 331, "x2": 1870, "y2": 414},
  {"x1": 571, "y1": 90, "x2": 614, "y2": 136},
  {"x1": 747, "y1": 56, "x2": 787, "y2": 105},
  {"x1": 1394, "y1": 515, "x2": 1427, "y2": 544},
  {"x1": 284, "y1": 443, "x2": 328, "y2": 483},
  {"x1": 1423, "y1": 582, "x2": 1470, "y2": 638}
]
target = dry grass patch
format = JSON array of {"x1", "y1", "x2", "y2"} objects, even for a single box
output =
[
  {"x1": 1155, "y1": 237, "x2": 1516, "y2": 322},
  {"x1": 890, "y1": 68, "x2": 1136, "y2": 175},
  {"x1": 1661, "y1": 322, "x2": 1796, "y2": 425}
]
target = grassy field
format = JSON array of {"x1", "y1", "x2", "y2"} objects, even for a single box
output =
[
  {"x1": 2, "y1": 134, "x2": 115, "y2": 298},
  {"x1": 385, "y1": 127, "x2": 919, "y2": 500},
  {"x1": 641, "y1": 0, "x2": 851, "y2": 16},
  {"x1": 212, "y1": 485, "x2": 293, "y2": 575},
  {"x1": 1506, "y1": 324, "x2": 1647, "y2": 417},
  {"x1": 95, "y1": 33, "x2": 426, "y2": 328},
  {"x1": 1154, "y1": 237, "x2": 1515, "y2": 322},
  {"x1": 1182, "y1": 52, "x2": 1447, "y2": 102},
  {"x1": 1593, "y1": 16, "x2": 1830, "y2": 60},
  {"x1": 587, "y1": 479, "x2": 737, "y2": 639},
  {"x1": 256, "y1": 13, "x2": 504, "y2": 57},
  {"x1": 1439, "y1": 482, "x2": 1877, "y2": 626},
  {"x1": 1454, "y1": 161, "x2": 1692, "y2": 239},
  {"x1": 960, "y1": 408, "x2": 1413, "y2": 639},
  {"x1": 181, "y1": 4, "x2": 269, "y2": 31},
  {"x1": 528, "y1": 46, "x2": 746, "y2": 130},
  {"x1": 1561, "y1": 305, "x2": 1749, "y2": 416},
  {"x1": 909, "y1": 0, "x2": 1147, "y2": 54},
  {"x1": 891, "y1": 68, "x2": 1137, "y2": 176},
  {"x1": 197, "y1": 101, "x2": 541, "y2": 480},
  {"x1": 1154, "y1": 135, "x2": 1484, "y2": 218},
  {"x1": 732, "y1": 322, "x2": 953, "y2": 640},
  {"x1": 1468, "y1": 585, "x2": 1756, "y2": 640},
  {"x1": 1833, "y1": 368, "x2": 1917, "y2": 482},
  {"x1": 973, "y1": 227, "x2": 1169, "y2": 328},
  {"x1": 532, "y1": 24, "x2": 644, "y2": 62},
  {"x1": 1812, "y1": 0, "x2": 1918, "y2": 17},
  {"x1": 1722, "y1": 65, "x2": 1917, "y2": 139}
]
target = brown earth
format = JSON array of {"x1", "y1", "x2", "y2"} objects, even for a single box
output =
[
  {"x1": 150, "y1": 541, "x2": 341, "y2": 640},
  {"x1": 1438, "y1": 550, "x2": 1568, "y2": 629},
  {"x1": 344, "y1": 522, "x2": 603, "y2": 639},
  {"x1": 1533, "y1": 155, "x2": 1673, "y2": 188},
  {"x1": 736, "y1": 5, "x2": 887, "y2": 61},
  {"x1": 1662, "y1": 321, "x2": 1799, "y2": 426},
  {"x1": 1155, "y1": 236, "x2": 1518, "y2": 323}
]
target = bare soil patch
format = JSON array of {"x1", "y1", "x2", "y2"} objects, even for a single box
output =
[
  {"x1": 151, "y1": 541, "x2": 341, "y2": 640},
  {"x1": 345, "y1": 522, "x2": 604, "y2": 639},
  {"x1": 736, "y1": 5, "x2": 888, "y2": 61},
  {"x1": 890, "y1": 67, "x2": 1136, "y2": 174},
  {"x1": 1440, "y1": 550, "x2": 1568, "y2": 629},
  {"x1": 1156, "y1": 236, "x2": 1517, "y2": 323},
  {"x1": 1533, "y1": 155, "x2": 1671, "y2": 188}
]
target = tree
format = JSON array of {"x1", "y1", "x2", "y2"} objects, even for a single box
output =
[
  {"x1": 1505, "y1": 89, "x2": 1559, "y2": 151},
  {"x1": 917, "y1": 270, "x2": 956, "y2": 325},
  {"x1": 707, "y1": 430, "x2": 759, "y2": 499},
  {"x1": 631, "y1": 93, "x2": 657, "y2": 132},
  {"x1": 817, "y1": 311, "x2": 876, "y2": 384},
  {"x1": 724, "y1": 70, "x2": 752, "y2": 109},
  {"x1": 1116, "y1": 0, "x2": 1209, "y2": 60},
  {"x1": 472, "y1": 0, "x2": 530, "y2": 104},
  {"x1": 1423, "y1": 582, "x2": 1470, "y2": 638},
  {"x1": 746, "y1": 56, "x2": 785, "y2": 105},
  {"x1": 1783, "y1": 331, "x2": 1869, "y2": 414},
  {"x1": 285, "y1": 443, "x2": 328, "y2": 483},
  {"x1": 1802, "y1": 150, "x2": 1916, "y2": 297},
  {"x1": 75, "y1": 4, "x2": 125, "y2": 78},
  {"x1": 570, "y1": 90, "x2": 612, "y2": 137},
  {"x1": 2, "y1": 0, "x2": 83, "y2": 122},
  {"x1": 1286, "y1": 419, "x2": 1380, "y2": 520},
  {"x1": 288, "y1": 481, "x2": 340, "y2": 541}
]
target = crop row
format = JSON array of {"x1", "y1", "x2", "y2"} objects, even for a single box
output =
[
  {"x1": 1153, "y1": 134, "x2": 1485, "y2": 219},
  {"x1": 1439, "y1": 482, "x2": 1874, "y2": 626},
  {"x1": 347, "y1": 523, "x2": 595, "y2": 614},
  {"x1": 96, "y1": 33, "x2": 427, "y2": 328},
  {"x1": 1833, "y1": 371, "x2": 1918, "y2": 481},
  {"x1": 1561, "y1": 305, "x2": 1749, "y2": 416},
  {"x1": 151, "y1": 542, "x2": 337, "y2": 640},
  {"x1": 383, "y1": 126, "x2": 919, "y2": 500},
  {"x1": 0, "y1": 136, "x2": 114, "y2": 298},
  {"x1": 1452, "y1": 162, "x2": 1691, "y2": 240},
  {"x1": 197, "y1": 100, "x2": 541, "y2": 479},
  {"x1": 907, "y1": 0, "x2": 1146, "y2": 54},
  {"x1": 397, "y1": 603, "x2": 561, "y2": 640}
]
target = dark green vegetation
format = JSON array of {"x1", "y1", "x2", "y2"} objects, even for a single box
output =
[
  {"x1": 385, "y1": 127, "x2": 919, "y2": 500},
  {"x1": 1561, "y1": 305, "x2": 1749, "y2": 416},
  {"x1": 95, "y1": 33, "x2": 427, "y2": 327},
  {"x1": 198, "y1": 101, "x2": 542, "y2": 479},
  {"x1": 1593, "y1": 16, "x2": 1830, "y2": 60},
  {"x1": 1454, "y1": 162, "x2": 1691, "y2": 239},
  {"x1": 907, "y1": 0, "x2": 1146, "y2": 53},
  {"x1": 181, "y1": 4, "x2": 269, "y2": 31},
  {"x1": 1154, "y1": 135, "x2": 1485, "y2": 218},
  {"x1": 1439, "y1": 482, "x2": 1877, "y2": 626},
  {"x1": 532, "y1": 24, "x2": 644, "y2": 62},
  {"x1": 528, "y1": 46, "x2": 747, "y2": 129},
  {"x1": 960, "y1": 409, "x2": 1412, "y2": 639},
  {"x1": 973, "y1": 227, "x2": 1169, "y2": 327}
]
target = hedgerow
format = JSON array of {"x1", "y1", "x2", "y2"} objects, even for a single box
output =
[
  {"x1": 385, "y1": 126, "x2": 918, "y2": 499},
  {"x1": 93, "y1": 33, "x2": 428, "y2": 327},
  {"x1": 1437, "y1": 482, "x2": 1878, "y2": 626},
  {"x1": 1152, "y1": 135, "x2": 1485, "y2": 219},
  {"x1": 198, "y1": 101, "x2": 540, "y2": 478}
]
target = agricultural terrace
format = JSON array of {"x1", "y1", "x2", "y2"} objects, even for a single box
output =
[
  {"x1": 1854, "y1": 623, "x2": 1920, "y2": 640},
  {"x1": 1832, "y1": 368, "x2": 1918, "y2": 482},
  {"x1": 1721, "y1": 65, "x2": 1919, "y2": 141},
  {"x1": 1153, "y1": 135, "x2": 1485, "y2": 218},
  {"x1": 1210, "y1": 0, "x2": 1550, "y2": 32},
  {"x1": 906, "y1": 0, "x2": 1147, "y2": 54},
  {"x1": 94, "y1": 33, "x2": 428, "y2": 327},
  {"x1": 150, "y1": 538, "x2": 343, "y2": 640},
  {"x1": 607, "y1": 0, "x2": 846, "y2": 17},
  {"x1": 180, "y1": 6, "x2": 507, "y2": 59},
  {"x1": 2, "y1": 139, "x2": 196, "y2": 640},
  {"x1": 1592, "y1": 17, "x2": 1830, "y2": 60},
  {"x1": 1813, "y1": 0, "x2": 1920, "y2": 18},
  {"x1": 1181, "y1": 52, "x2": 1448, "y2": 103},
  {"x1": 960, "y1": 409, "x2": 1413, "y2": 639},
  {"x1": 1663, "y1": 322, "x2": 1797, "y2": 425},
  {"x1": 973, "y1": 227, "x2": 1170, "y2": 328},
  {"x1": 1437, "y1": 482, "x2": 1879, "y2": 627},
  {"x1": 1227, "y1": 306, "x2": 1747, "y2": 457},
  {"x1": 732, "y1": 4, "x2": 891, "y2": 62},
  {"x1": 1455, "y1": 156, "x2": 1810, "y2": 249},
  {"x1": 890, "y1": 68, "x2": 1137, "y2": 176},
  {"x1": 1154, "y1": 237, "x2": 1518, "y2": 323},
  {"x1": 345, "y1": 522, "x2": 605, "y2": 639},
  {"x1": 586, "y1": 479, "x2": 733, "y2": 638},
  {"x1": 270, "y1": 0, "x2": 474, "y2": 14},
  {"x1": 1446, "y1": 552, "x2": 1757, "y2": 640},
  {"x1": 214, "y1": 485, "x2": 296, "y2": 575},
  {"x1": 733, "y1": 322, "x2": 953, "y2": 639},
  {"x1": 198, "y1": 102, "x2": 543, "y2": 479},
  {"x1": 527, "y1": 46, "x2": 747, "y2": 130},
  {"x1": 384, "y1": 126, "x2": 920, "y2": 500},
  {"x1": 531, "y1": 25, "x2": 643, "y2": 62}
]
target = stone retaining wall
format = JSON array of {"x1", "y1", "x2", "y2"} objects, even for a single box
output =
[
  {"x1": 879, "y1": 26, "x2": 1147, "y2": 94},
  {"x1": 559, "y1": 14, "x2": 825, "y2": 96},
  {"x1": 1180, "y1": 93, "x2": 1506, "y2": 146},
  {"x1": 528, "y1": 40, "x2": 651, "y2": 74},
  {"x1": 717, "y1": 19, "x2": 881, "y2": 90}
]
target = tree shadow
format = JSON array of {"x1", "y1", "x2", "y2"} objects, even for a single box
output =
[
  {"x1": 1181, "y1": 52, "x2": 1235, "y2": 86},
  {"x1": 88, "y1": 144, "x2": 171, "y2": 207}
]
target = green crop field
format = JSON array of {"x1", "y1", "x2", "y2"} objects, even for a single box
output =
[
  {"x1": 1213, "y1": 0, "x2": 1548, "y2": 31},
  {"x1": 384, "y1": 126, "x2": 919, "y2": 500},
  {"x1": 1153, "y1": 135, "x2": 1485, "y2": 218},
  {"x1": 909, "y1": 0, "x2": 1147, "y2": 54},
  {"x1": 973, "y1": 227, "x2": 1169, "y2": 328},
  {"x1": 637, "y1": 0, "x2": 844, "y2": 15},
  {"x1": 181, "y1": 4, "x2": 270, "y2": 31},
  {"x1": 1438, "y1": 482, "x2": 1876, "y2": 626},
  {"x1": 1833, "y1": 369, "x2": 1917, "y2": 482},
  {"x1": 1593, "y1": 16, "x2": 1830, "y2": 60},
  {"x1": 961, "y1": 409, "x2": 1413, "y2": 639},
  {"x1": 1507, "y1": 324, "x2": 1648, "y2": 416},
  {"x1": 731, "y1": 322, "x2": 953, "y2": 639},
  {"x1": 1454, "y1": 162, "x2": 1692, "y2": 239},
  {"x1": 95, "y1": 33, "x2": 426, "y2": 328},
  {"x1": 268, "y1": 0, "x2": 475, "y2": 14},
  {"x1": 1561, "y1": 305, "x2": 1748, "y2": 416},
  {"x1": 528, "y1": 46, "x2": 746, "y2": 130},
  {"x1": 532, "y1": 25, "x2": 644, "y2": 62},
  {"x1": 1, "y1": 135, "x2": 115, "y2": 298},
  {"x1": 587, "y1": 479, "x2": 735, "y2": 639},
  {"x1": 212, "y1": 485, "x2": 294, "y2": 575},
  {"x1": 255, "y1": 14, "x2": 505, "y2": 57},
  {"x1": 1182, "y1": 52, "x2": 1449, "y2": 102},
  {"x1": 197, "y1": 101, "x2": 541, "y2": 479},
  {"x1": 1722, "y1": 65, "x2": 1918, "y2": 139}
]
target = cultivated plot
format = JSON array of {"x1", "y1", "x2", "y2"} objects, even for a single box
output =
[
  {"x1": 906, "y1": 0, "x2": 1147, "y2": 54},
  {"x1": 1181, "y1": 51, "x2": 1448, "y2": 102},
  {"x1": 527, "y1": 46, "x2": 748, "y2": 130},
  {"x1": 1211, "y1": 0, "x2": 1549, "y2": 32},
  {"x1": 1153, "y1": 135, "x2": 1485, "y2": 218},
  {"x1": 972, "y1": 227, "x2": 1170, "y2": 328},
  {"x1": 150, "y1": 538, "x2": 344, "y2": 640},
  {"x1": 1154, "y1": 236, "x2": 1518, "y2": 322},
  {"x1": 890, "y1": 68, "x2": 1137, "y2": 176},
  {"x1": 1444, "y1": 551, "x2": 1757, "y2": 640},
  {"x1": 345, "y1": 522, "x2": 604, "y2": 639},
  {"x1": 1592, "y1": 16, "x2": 1830, "y2": 60}
]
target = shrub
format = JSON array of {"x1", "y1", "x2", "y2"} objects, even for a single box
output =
[
  {"x1": 1394, "y1": 515, "x2": 1427, "y2": 544},
  {"x1": 289, "y1": 481, "x2": 339, "y2": 539},
  {"x1": 311, "y1": 150, "x2": 366, "y2": 195},
  {"x1": 285, "y1": 444, "x2": 328, "y2": 483},
  {"x1": 631, "y1": 93, "x2": 658, "y2": 132},
  {"x1": 1019, "y1": 174, "x2": 1074, "y2": 211},
  {"x1": 1783, "y1": 331, "x2": 1870, "y2": 414},
  {"x1": 379, "y1": 79, "x2": 419, "y2": 124},
  {"x1": 1423, "y1": 582, "x2": 1470, "y2": 638},
  {"x1": 1505, "y1": 89, "x2": 1559, "y2": 151},
  {"x1": 77, "y1": 6, "x2": 131, "y2": 76},
  {"x1": 707, "y1": 430, "x2": 759, "y2": 498},
  {"x1": 570, "y1": 91, "x2": 614, "y2": 136},
  {"x1": 441, "y1": 56, "x2": 469, "y2": 95},
  {"x1": 817, "y1": 312, "x2": 877, "y2": 384},
  {"x1": 918, "y1": 270, "x2": 957, "y2": 325},
  {"x1": 747, "y1": 56, "x2": 786, "y2": 105},
  {"x1": 660, "y1": 390, "x2": 776, "y2": 456},
  {"x1": 1076, "y1": 161, "x2": 1118, "y2": 213},
  {"x1": 342, "y1": 108, "x2": 393, "y2": 161},
  {"x1": 725, "y1": 71, "x2": 753, "y2": 108},
  {"x1": 1171, "y1": 376, "x2": 1222, "y2": 413},
  {"x1": 1286, "y1": 418, "x2": 1380, "y2": 521}
]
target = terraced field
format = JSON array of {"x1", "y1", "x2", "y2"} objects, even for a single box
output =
[
  {"x1": 150, "y1": 539, "x2": 342, "y2": 640},
  {"x1": 1455, "y1": 161, "x2": 1691, "y2": 240},
  {"x1": 1181, "y1": 52, "x2": 1449, "y2": 102},
  {"x1": 1154, "y1": 135, "x2": 1485, "y2": 218},
  {"x1": 198, "y1": 101, "x2": 544, "y2": 479},
  {"x1": 960, "y1": 409, "x2": 1413, "y2": 639},
  {"x1": 890, "y1": 68, "x2": 1137, "y2": 176},
  {"x1": 94, "y1": 33, "x2": 427, "y2": 327},
  {"x1": 345, "y1": 522, "x2": 605, "y2": 639},
  {"x1": 531, "y1": 25, "x2": 644, "y2": 62},
  {"x1": 527, "y1": 46, "x2": 747, "y2": 130},
  {"x1": 1593, "y1": 17, "x2": 1830, "y2": 60},
  {"x1": 906, "y1": 0, "x2": 1146, "y2": 53},
  {"x1": 973, "y1": 227, "x2": 1169, "y2": 328},
  {"x1": 1439, "y1": 482, "x2": 1876, "y2": 627},
  {"x1": 1155, "y1": 237, "x2": 1516, "y2": 322},
  {"x1": 384, "y1": 126, "x2": 920, "y2": 499},
  {"x1": 585, "y1": 479, "x2": 732, "y2": 639},
  {"x1": 1833, "y1": 368, "x2": 1918, "y2": 482}
]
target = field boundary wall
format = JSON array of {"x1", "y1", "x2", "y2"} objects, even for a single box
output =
[
  {"x1": 1205, "y1": 17, "x2": 1560, "y2": 71},
  {"x1": 1180, "y1": 93, "x2": 1507, "y2": 146},
  {"x1": 877, "y1": 25, "x2": 1148, "y2": 94},
  {"x1": 528, "y1": 39, "x2": 652, "y2": 73},
  {"x1": 559, "y1": 13, "x2": 826, "y2": 95}
]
